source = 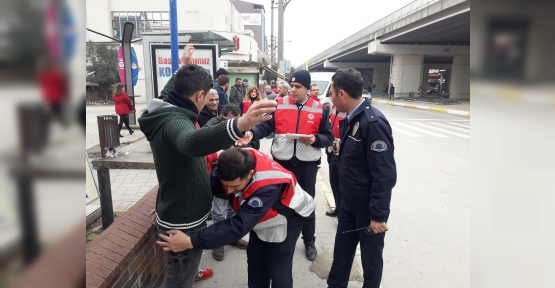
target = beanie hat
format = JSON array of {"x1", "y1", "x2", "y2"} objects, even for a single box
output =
[
  {"x1": 289, "y1": 70, "x2": 311, "y2": 89},
  {"x1": 243, "y1": 78, "x2": 248, "y2": 82}
]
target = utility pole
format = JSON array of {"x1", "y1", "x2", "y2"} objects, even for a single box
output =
[
  {"x1": 270, "y1": 0, "x2": 275, "y2": 65},
  {"x1": 277, "y1": 0, "x2": 292, "y2": 63}
]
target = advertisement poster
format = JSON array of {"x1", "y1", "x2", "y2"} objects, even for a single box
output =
[{"x1": 151, "y1": 44, "x2": 217, "y2": 97}]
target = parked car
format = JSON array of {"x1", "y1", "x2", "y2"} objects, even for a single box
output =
[{"x1": 362, "y1": 89, "x2": 372, "y2": 104}]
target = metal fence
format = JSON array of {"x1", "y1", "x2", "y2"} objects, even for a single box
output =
[{"x1": 306, "y1": 0, "x2": 468, "y2": 67}]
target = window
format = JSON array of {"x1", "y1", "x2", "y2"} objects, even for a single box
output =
[{"x1": 112, "y1": 11, "x2": 170, "y2": 39}]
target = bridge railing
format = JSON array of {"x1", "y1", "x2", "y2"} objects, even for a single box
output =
[{"x1": 306, "y1": 0, "x2": 467, "y2": 67}]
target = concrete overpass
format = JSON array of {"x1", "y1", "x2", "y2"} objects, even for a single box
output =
[{"x1": 300, "y1": 0, "x2": 469, "y2": 99}]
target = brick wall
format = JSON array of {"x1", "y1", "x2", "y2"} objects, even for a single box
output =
[{"x1": 86, "y1": 186, "x2": 165, "y2": 288}]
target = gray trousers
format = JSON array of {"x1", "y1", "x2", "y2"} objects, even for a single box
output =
[{"x1": 157, "y1": 224, "x2": 206, "y2": 288}]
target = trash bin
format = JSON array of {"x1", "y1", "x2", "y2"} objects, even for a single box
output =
[{"x1": 97, "y1": 115, "x2": 120, "y2": 158}]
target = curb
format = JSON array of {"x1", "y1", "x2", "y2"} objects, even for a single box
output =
[
  {"x1": 375, "y1": 100, "x2": 470, "y2": 117},
  {"x1": 317, "y1": 171, "x2": 336, "y2": 209}
]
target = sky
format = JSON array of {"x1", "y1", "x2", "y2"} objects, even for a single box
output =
[{"x1": 243, "y1": 0, "x2": 416, "y2": 67}]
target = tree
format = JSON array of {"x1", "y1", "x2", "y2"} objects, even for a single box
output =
[
  {"x1": 86, "y1": 42, "x2": 119, "y2": 100},
  {"x1": 286, "y1": 66, "x2": 296, "y2": 78}
]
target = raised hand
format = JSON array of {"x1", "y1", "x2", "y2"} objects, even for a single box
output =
[{"x1": 236, "y1": 99, "x2": 277, "y2": 132}]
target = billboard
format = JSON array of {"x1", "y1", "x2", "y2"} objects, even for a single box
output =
[
  {"x1": 150, "y1": 44, "x2": 217, "y2": 98},
  {"x1": 241, "y1": 13, "x2": 262, "y2": 26}
]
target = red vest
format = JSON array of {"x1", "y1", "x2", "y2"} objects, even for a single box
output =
[
  {"x1": 274, "y1": 96, "x2": 323, "y2": 135},
  {"x1": 229, "y1": 149, "x2": 315, "y2": 242},
  {"x1": 242, "y1": 99, "x2": 259, "y2": 114},
  {"x1": 329, "y1": 106, "x2": 347, "y2": 140}
]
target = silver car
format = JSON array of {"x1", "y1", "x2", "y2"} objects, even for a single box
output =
[{"x1": 362, "y1": 89, "x2": 372, "y2": 104}]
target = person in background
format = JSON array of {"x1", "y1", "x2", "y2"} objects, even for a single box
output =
[
  {"x1": 389, "y1": 84, "x2": 395, "y2": 101},
  {"x1": 38, "y1": 57, "x2": 68, "y2": 124},
  {"x1": 242, "y1": 78, "x2": 249, "y2": 90},
  {"x1": 198, "y1": 89, "x2": 224, "y2": 127},
  {"x1": 309, "y1": 84, "x2": 320, "y2": 102},
  {"x1": 213, "y1": 68, "x2": 229, "y2": 89},
  {"x1": 215, "y1": 75, "x2": 230, "y2": 107},
  {"x1": 241, "y1": 86, "x2": 262, "y2": 115},
  {"x1": 113, "y1": 83, "x2": 135, "y2": 138},
  {"x1": 263, "y1": 85, "x2": 276, "y2": 100},
  {"x1": 271, "y1": 85, "x2": 279, "y2": 94},
  {"x1": 229, "y1": 78, "x2": 244, "y2": 105}
]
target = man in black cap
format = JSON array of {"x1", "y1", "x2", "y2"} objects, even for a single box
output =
[{"x1": 236, "y1": 70, "x2": 333, "y2": 261}]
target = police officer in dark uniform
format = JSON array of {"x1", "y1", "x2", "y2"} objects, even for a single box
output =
[
  {"x1": 326, "y1": 68, "x2": 397, "y2": 288},
  {"x1": 156, "y1": 147, "x2": 315, "y2": 288}
]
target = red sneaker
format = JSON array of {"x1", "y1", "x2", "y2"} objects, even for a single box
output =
[{"x1": 195, "y1": 268, "x2": 214, "y2": 281}]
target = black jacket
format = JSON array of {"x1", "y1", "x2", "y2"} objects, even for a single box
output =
[
  {"x1": 198, "y1": 104, "x2": 223, "y2": 127},
  {"x1": 338, "y1": 99, "x2": 396, "y2": 222}
]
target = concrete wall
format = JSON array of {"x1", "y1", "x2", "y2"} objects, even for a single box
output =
[
  {"x1": 449, "y1": 55, "x2": 469, "y2": 99},
  {"x1": 391, "y1": 55, "x2": 423, "y2": 94}
]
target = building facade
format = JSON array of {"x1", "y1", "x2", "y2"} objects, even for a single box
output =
[
  {"x1": 86, "y1": 0, "x2": 255, "y2": 103},
  {"x1": 230, "y1": 0, "x2": 267, "y2": 54}
]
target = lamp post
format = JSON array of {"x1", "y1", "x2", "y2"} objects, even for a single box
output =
[{"x1": 277, "y1": 0, "x2": 292, "y2": 63}]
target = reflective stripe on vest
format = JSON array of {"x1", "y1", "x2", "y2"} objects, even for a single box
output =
[
  {"x1": 231, "y1": 149, "x2": 316, "y2": 242},
  {"x1": 330, "y1": 106, "x2": 346, "y2": 139},
  {"x1": 272, "y1": 96, "x2": 323, "y2": 161}
]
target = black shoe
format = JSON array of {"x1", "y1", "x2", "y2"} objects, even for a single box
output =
[
  {"x1": 305, "y1": 244, "x2": 317, "y2": 261},
  {"x1": 129, "y1": 130, "x2": 134, "y2": 135},
  {"x1": 120, "y1": 134, "x2": 124, "y2": 137},
  {"x1": 325, "y1": 208, "x2": 338, "y2": 217}
]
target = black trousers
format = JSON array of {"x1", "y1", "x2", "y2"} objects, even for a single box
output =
[
  {"x1": 247, "y1": 214, "x2": 305, "y2": 288},
  {"x1": 118, "y1": 114, "x2": 131, "y2": 133},
  {"x1": 327, "y1": 201, "x2": 387, "y2": 288},
  {"x1": 275, "y1": 160, "x2": 317, "y2": 245},
  {"x1": 328, "y1": 153, "x2": 341, "y2": 211}
]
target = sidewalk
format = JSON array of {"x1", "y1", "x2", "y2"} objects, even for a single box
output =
[{"x1": 374, "y1": 97, "x2": 470, "y2": 117}]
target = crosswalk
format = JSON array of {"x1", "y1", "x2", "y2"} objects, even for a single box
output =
[{"x1": 390, "y1": 120, "x2": 470, "y2": 139}]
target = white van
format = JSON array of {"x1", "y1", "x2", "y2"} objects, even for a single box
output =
[{"x1": 310, "y1": 72, "x2": 371, "y2": 108}]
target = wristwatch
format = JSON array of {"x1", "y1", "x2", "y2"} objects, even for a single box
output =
[{"x1": 245, "y1": 131, "x2": 253, "y2": 139}]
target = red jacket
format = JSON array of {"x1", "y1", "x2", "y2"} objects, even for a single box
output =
[
  {"x1": 39, "y1": 68, "x2": 67, "y2": 104},
  {"x1": 309, "y1": 94, "x2": 320, "y2": 102},
  {"x1": 113, "y1": 92, "x2": 133, "y2": 115}
]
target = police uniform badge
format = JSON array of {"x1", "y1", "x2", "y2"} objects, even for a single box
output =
[
  {"x1": 247, "y1": 197, "x2": 263, "y2": 208},
  {"x1": 352, "y1": 122, "x2": 360, "y2": 136},
  {"x1": 371, "y1": 140, "x2": 388, "y2": 152}
]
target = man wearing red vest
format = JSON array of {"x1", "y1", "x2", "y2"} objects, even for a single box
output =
[
  {"x1": 236, "y1": 70, "x2": 333, "y2": 261},
  {"x1": 325, "y1": 105, "x2": 346, "y2": 217},
  {"x1": 157, "y1": 147, "x2": 315, "y2": 288}
]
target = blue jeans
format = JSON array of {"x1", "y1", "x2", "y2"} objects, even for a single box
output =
[
  {"x1": 210, "y1": 197, "x2": 235, "y2": 224},
  {"x1": 157, "y1": 224, "x2": 206, "y2": 288}
]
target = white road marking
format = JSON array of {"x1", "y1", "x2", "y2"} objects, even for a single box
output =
[
  {"x1": 391, "y1": 122, "x2": 449, "y2": 138},
  {"x1": 391, "y1": 127, "x2": 423, "y2": 137},
  {"x1": 426, "y1": 122, "x2": 470, "y2": 133},
  {"x1": 448, "y1": 122, "x2": 471, "y2": 127},
  {"x1": 409, "y1": 122, "x2": 470, "y2": 138}
]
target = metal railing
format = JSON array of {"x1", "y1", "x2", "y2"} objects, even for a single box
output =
[{"x1": 305, "y1": 0, "x2": 468, "y2": 68}]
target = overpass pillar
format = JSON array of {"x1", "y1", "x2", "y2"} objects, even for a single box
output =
[
  {"x1": 449, "y1": 55, "x2": 470, "y2": 100},
  {"x1": 372, "y1": 66, "x2": 390, "y2": 93},
  {"x1": 391, "y1": 55, "x2": 424, "y2": 95}
]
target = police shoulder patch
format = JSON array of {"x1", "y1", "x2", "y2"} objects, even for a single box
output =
[
  {"x1": 371, "y1": 140, "x2": 388, "y2": 152},
  {"x1": 247, "y1": 197, "x2": 263, "y2": 208}
]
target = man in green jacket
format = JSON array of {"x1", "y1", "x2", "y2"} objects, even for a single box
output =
[{"x1": 139, "y1": 64, "x2": 276, "y2": 288}]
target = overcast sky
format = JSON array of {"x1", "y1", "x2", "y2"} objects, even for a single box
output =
[{"x1": 244, "y1": 0, "x2": 416, "y2": 67}]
